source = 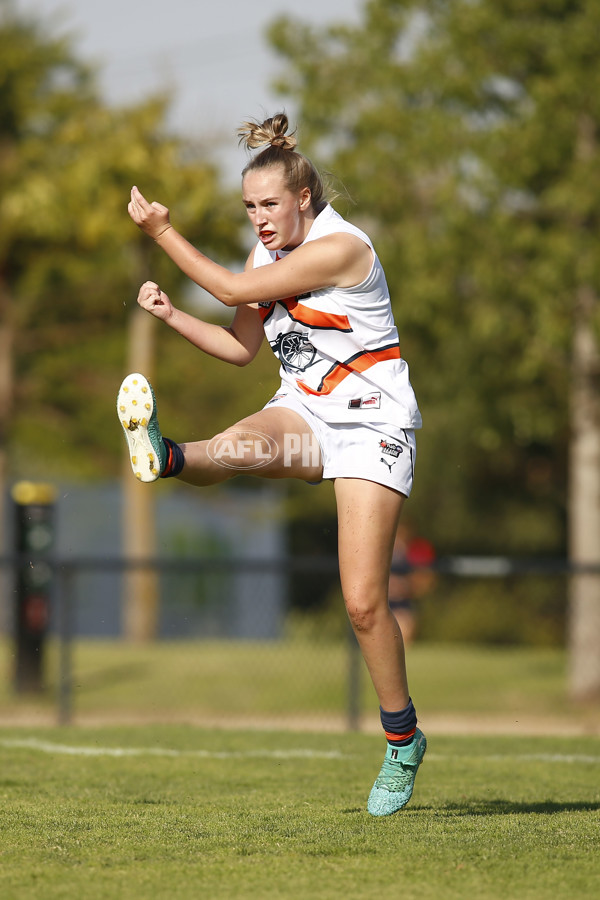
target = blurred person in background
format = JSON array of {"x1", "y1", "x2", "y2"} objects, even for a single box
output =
[{"x1": 389, "y1": 524, "x2": 436, "y2": 645}]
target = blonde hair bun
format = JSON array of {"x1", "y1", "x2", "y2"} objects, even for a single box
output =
[{"x1": 238, "y1": 113, "x2": 297, "y2": 152}]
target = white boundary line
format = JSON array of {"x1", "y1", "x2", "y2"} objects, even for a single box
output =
[
  {"x1": 424, "y1": 752, "x2": 600, "y2": 764},
  {"x1": 475, "y1": 753, "x2": 600, "y2": 765},
  {"x1": 0, "y1": 738, "x2": 599, "y2": 764},
  {"x1": 0, "y1": 737, "x2": 347, "y2": 760}
]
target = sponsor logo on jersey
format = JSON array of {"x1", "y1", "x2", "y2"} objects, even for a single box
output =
[
  {"x1": 348, "y1": 392, "x2": 381, "y2": 410},
  {"x1": 379, "y1": 439, "x2": 403, "y2": 458}
]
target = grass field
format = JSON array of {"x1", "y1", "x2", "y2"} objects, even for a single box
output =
[
  {"x1": 0, "y1": 641, "x2": 599, "y2": 897},
  {"x1": 0, "y1": 726, "x2": 599, "y2": 899}
]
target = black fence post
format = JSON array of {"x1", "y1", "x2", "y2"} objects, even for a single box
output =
[
  {"x1": 11, "y1": 481, "x2": 56, "y2": 693},
  {"x1": 57, "y1": 564, "x2": 74, "y2": 726},
  {"x1": 347, "y1": 621, "x2": 361, "y2": 731}
]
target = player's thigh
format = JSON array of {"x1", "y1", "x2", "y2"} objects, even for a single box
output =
[
  {"x1": 334, "y1": 477, "x2": 406, "y2": 600},
  {"x1": 227, "y1": 406, "x2": 323, "y2": 480}
]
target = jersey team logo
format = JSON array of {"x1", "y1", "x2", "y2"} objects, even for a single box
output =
[{"x1": 270, "y1": 331, "x2": 317, "y2": 373}]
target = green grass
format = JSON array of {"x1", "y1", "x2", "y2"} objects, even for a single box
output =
[
  {"x1": 0, "y1": 726, "x2": 598, "y2": 899},
  {"x1": 1, "y1": 641, "x2": 599, "y2": 897}
]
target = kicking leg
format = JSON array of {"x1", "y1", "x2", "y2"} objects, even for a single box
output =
[{"x1": 117, "y1": 373, "x2": 322, "y2": 486}]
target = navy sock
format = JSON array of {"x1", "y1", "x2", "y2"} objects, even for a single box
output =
[
  {"x1": 380, "y1": 698, "x2": 417, "y2": 746},
  {"x1": 160, "y1": 438, "x2": 185, "y2": 478}
]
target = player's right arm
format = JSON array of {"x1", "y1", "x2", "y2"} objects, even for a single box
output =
[{"x1": 135, "y1": 280, "x2": 264, "y2": 367}]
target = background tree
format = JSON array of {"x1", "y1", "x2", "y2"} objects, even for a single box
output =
[
  {"x1": 0, "y1": 0, "x2": 259, "y2": 635},
  {"x1": 0, "y1": 0, "x2": 273, "y2": 476},
  {"x1": 268, "y1": 0, "x2": 600, "y2": 697}
]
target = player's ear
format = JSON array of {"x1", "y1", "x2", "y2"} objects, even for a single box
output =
[{"x1": 299, "y1": 187, "x2": 312, "y2": 211}]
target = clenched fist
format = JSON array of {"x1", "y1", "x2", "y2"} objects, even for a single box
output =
[{"x1": 136, "y1": 281, "x2": 174, "y2": 322}]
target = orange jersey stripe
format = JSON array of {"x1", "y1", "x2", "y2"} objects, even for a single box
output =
[
  {"x1": 281, "y1": 299, "x2": 352, "y2": 332},
  {"x1": 259, "y1": 298, "x2": 352, "y2": 332},
  {"x1": 296, "y1": 343, "x2": 401, "y2": 397}
]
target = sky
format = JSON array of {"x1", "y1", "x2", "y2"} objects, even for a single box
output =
[{"x1": 15, "y1": 0, "x2": 364, "y2": 182}]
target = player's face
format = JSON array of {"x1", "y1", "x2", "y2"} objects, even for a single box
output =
[{"x1": 242, "y1": 167, "x2": 311, "y2": 251}]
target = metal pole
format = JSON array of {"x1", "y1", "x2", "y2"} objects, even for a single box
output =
[
  {"x1": 347, "y1": 621, "x2": 361, "y2": 732},
  {"x1": 57, "y1": 565, "x2": 74, "y2": 726}
]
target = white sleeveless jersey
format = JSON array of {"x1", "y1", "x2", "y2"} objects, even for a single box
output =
[{"x1": 253, "y1": 204, "x2": 422, "y2": 427}]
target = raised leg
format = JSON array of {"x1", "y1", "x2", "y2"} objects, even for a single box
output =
[{"x1": 177, "y1": 406, "x2": 323, "y2": 486}]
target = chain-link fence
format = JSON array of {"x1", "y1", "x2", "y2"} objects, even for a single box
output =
[
  {"x1": 0, "y1": 553, "x2": 365, "y2": 729},
  {"x1": 0, "y1": 551, "x2": 588, "y2": 731}
]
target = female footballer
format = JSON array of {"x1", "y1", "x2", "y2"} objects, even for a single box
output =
[{"x1": 119, "y1": 113, "x2": 426, "y2": 816}]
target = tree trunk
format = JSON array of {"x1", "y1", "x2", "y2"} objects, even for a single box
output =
[
  {"x1": 568, "y1": 282, "x2": 600, "y2": 701},
  {"x1": 0, "y1": 276, "x2": 15, "y2": 634},
  {"x1": 121, "y1": 306, "x2": 159, "y2": 642}
]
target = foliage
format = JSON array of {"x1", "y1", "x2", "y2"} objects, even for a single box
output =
[
  {"x1": 418, "y1": 573, "x2": 568, "y2": 645},
  {"x1": 267, "y1": 0, "x2": 600, "y2": 557},
  {"x1": 0, "y1": 0, "x2": 250, "y2": 481}
]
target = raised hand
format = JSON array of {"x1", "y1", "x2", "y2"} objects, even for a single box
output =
[{"x1": 128, "y1": 186, "x2": 172, "y2": 239}]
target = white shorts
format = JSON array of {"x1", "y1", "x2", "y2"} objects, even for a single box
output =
[{"x1": 264, "y1": 391, "x2": 416, "y2": 496}]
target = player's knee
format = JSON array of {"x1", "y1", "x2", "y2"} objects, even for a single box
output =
[{"x1": 345, "y1": 594, "x2": 380, "y2": 634}]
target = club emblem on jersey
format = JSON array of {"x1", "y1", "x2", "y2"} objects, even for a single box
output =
[{"x1": 270, "y1": 331, "x2": 317, "y2": 372}]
